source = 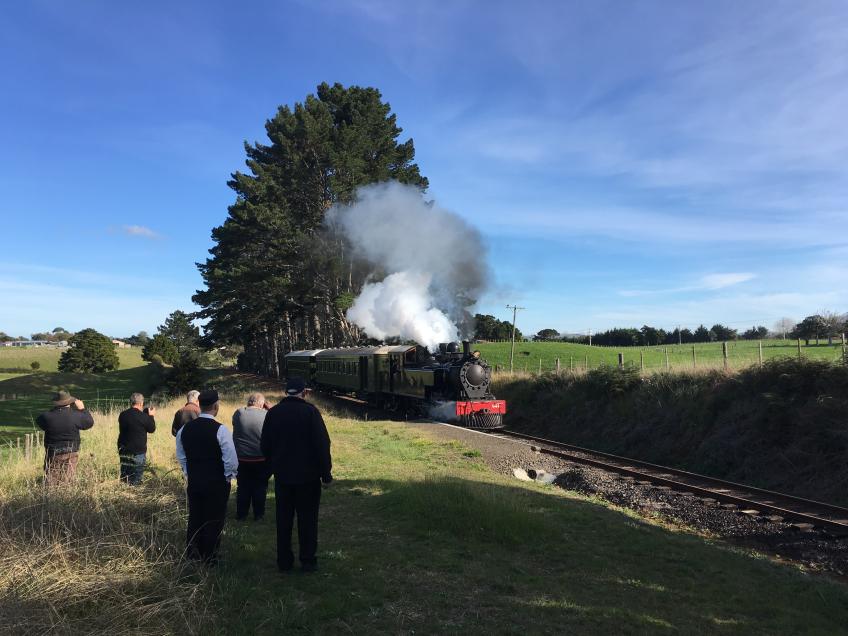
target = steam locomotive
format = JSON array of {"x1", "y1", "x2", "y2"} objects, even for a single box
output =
[{"x1": 284, "y1": 340, "x2": 506, "y2": 429}]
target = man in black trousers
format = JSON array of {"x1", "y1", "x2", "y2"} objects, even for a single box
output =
[
  {"x1": 176, "y1": 390, "x2": 238, "y2": 565},
  {"x1": 117, "y1": 392, "x2": 156, "y2": 485},
  {"x1": 261, "y1": 378, "x2": 332, "y2": 573}
]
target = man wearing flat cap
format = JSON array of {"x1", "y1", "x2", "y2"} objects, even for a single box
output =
[
  {"x1": 175, "y1": 389, "x2": 238, "y2": 564},
  {"x1": 36, "y1": 390, "x2": 95, "y2": 486},
  {"x1": 261, "y1": 377, "x2": 332, "y2": 573}
]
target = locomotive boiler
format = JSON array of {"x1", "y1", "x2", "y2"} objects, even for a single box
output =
[{"x1": 284, "y1": 340, "x2": 505, "y2": 429}]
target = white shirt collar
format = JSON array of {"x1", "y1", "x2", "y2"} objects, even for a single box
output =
[{"x1": 198, "y1": 413, "x2": 215, "y2": 419}]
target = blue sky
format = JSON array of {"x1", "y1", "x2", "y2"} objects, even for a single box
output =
[{"x1": 2, "y1": 1, "x2": 847, "y2": 338}]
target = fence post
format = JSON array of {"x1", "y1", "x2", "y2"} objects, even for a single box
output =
[
  {"x1": 640, "y1": 350, "x2": 644, "y2": 371},
  {"x1": 584, "y1": 355, "x2": 588, "y2": 370},
  {"x1": 570, "y1": 356, "x2": 574, "y2": 371},
  {"x1": 722, "y1": 342, "x2": 728, "y2": 370},
  {"x1": 758, "y1": 341, "x2": 763, "y2": 367},
  {"x1": 797, "y1": 338, "x2": 802, "y2": 360},
  {"x1": 24, "y1": 434, "x2": 32, "y2": 461},
  {"x1": 692, "y1": 345, "x2": 697, "y2": 368},
  {"x1": 618, "y1": 352, "x2": 624, "y2": 369},
  {"x1": 842, "y1": 333, "x2": 846, "y2": 362},
  {"x1": 538, "y1": 358, "x2": 542, "y2": 374},
  {"x1": 664, "y1": 347, "x2": 669, "y2": 370},
  {"x1": 555, "y1": 358, "x2": 561, "y2": 375}
]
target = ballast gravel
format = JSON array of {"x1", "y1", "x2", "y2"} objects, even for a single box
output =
[{"x1": 411, "y1": 421, "x2": 848, "y2": 578}]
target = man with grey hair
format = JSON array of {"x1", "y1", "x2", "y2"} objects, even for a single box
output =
[
  {"x1": 171, "y1": 389, "x2": 200, "y2": 437},
  {"x1": 118, "y1": 392, "x2": 156, "y2": 485},
  {"x1": 232, "y1": 392, "x2": 270, "y2": 521}
]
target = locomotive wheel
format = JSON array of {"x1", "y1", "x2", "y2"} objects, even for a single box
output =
[{"x1": 460, "y1": 412, "x2": 504, "y2": 430}]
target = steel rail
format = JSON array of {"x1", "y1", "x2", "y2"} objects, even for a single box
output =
[{"x1": 494, "y1": 429, "x2": 848, "y2": 535}]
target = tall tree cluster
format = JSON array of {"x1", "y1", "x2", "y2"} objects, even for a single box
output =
[
  {"x1": 194, "y1": 83, "x2": 428, "y2": 377},
  {"x1": 473, "y1": 314, "x2": 523, "y2": 341}
]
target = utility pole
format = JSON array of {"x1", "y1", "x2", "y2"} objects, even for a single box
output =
[
  {"x1": 587, "y1": 329, "x2": 592, "y2": 347},
  {"x1": 677, "y1": 325, "x2": 682, "y2": 345},
  {"x1": 506, "y1": 304, "x2": 525, "y2": 372}
]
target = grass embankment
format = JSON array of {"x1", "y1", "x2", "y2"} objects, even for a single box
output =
[
  {"x1": 477, "y1": 339, "x2": 844, "y2": 373},
  {"x1": 2, "y1": 398, "x2": 848, "y2": 634},
  {"x1": 496, "y1": 359, "x2": 848, "y2": 506}
]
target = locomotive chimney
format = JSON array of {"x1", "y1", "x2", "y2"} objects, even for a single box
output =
[{"x1": 462, "y1": 340, "x2": 470, "y2": 356}]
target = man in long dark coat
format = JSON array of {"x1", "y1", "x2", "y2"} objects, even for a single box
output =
[{"x1": 261, "y1": 378, "x2": 332, "y2": 572}]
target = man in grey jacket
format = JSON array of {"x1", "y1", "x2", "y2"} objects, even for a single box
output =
[{"x1": 232, "y1": 393, "x2": 270, "y2": 521}]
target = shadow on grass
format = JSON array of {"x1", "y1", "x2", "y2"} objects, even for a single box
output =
[{"x1": 213, "y1": 475, "x2": 848, "y2": 635}]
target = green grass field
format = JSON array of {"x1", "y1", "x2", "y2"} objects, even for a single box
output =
[
  {"x1": 2, "y1": 399, "x2": 846, "y2": 633},
  {"x1": 0, "y1": 345, "x2": 145, "y2": 373},
  {"x1": 477, "y1": 338, "x2": 845, "y2": 373},
  {"x1": 0, "y1": 363, "x2": 164, "y2": 446}
]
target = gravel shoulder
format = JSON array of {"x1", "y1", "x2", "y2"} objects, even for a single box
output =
[{"x1": 410, "y1": 421, "x2": 848, "y2": 578}]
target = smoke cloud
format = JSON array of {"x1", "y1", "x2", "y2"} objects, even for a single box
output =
[{"x1": 328, "y1": 181, "x2": 489, "y2": 349}]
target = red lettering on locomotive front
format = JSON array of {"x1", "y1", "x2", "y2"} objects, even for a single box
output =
[{"x1": 455, "y1": 400, "x2": 507, "y2": 416}]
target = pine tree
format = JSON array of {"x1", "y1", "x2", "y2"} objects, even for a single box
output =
[
  {"x1": 142, "y1": 334, "x2": 179, "y2": 365},
  {"x1": 158, "y1": 311, "x2": 200, "y2": 354},
  {"x1": 194, "y1": 82, "x2": 428, "y2": 376},
  {"x1": 58, "y1": 328, "x2": 119, "y2": 373}
]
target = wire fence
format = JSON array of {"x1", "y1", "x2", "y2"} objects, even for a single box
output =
[{"x1": 490, "y1": 338, "x2": 848, "y2": 376}]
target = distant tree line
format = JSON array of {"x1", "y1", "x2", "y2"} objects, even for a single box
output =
[{"x1": 489, "y1": 310, "x2": 848, "y2": 347}]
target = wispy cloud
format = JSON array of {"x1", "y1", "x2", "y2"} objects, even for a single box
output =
[
  {"x1": 619, "y1": 272, "x2": 756, "y2": 297},
  {"x1": 700, "y1": 273, "x2": 756, "y2": 290},
  {"x1": 0, "y1": 264, "x2": 194, "y2": 335},
  {"x1": 122, "y1": 225, "x2": 160, "y2": 239}
]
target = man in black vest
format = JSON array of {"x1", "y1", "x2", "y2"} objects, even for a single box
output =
[
  {"x1": 261, "y1": 377, "x2": 332, "y2": 573},
  {"x1": 175, "y1": 390, "x2": 238, "y2": 564}
]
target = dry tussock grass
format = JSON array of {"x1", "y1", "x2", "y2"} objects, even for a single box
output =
[{"x1": 0, "y1": 400, "x2": 232, "y2": 635}]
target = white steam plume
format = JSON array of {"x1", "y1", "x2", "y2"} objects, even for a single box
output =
[
  {"x1": 328, "y1": 181, "x2": 489, "y2": 350},
  {"x1": 346, "y1": 272, "x2": 456, "y2": 348}
]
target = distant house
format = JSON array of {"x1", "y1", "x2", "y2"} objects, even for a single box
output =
[{"x1": 112, "y1": 339, "x2": 131, "y2": 348}]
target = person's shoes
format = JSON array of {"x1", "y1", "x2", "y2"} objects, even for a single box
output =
[{"x1": 300, "y1": 563, "x2": 318, "y2": 573}]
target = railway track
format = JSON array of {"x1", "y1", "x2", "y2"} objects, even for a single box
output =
[{"x1": 490, "y1": 429, "x2": 848, "y2": 536}]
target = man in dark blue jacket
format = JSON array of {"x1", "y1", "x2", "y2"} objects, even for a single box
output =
[
  {"x1": 36, "y1": 390, "x2": 94, "y2": 486},
  {"x1": 176, "y1": 390, "x2": 238, "y2": 565},
  {"x1": 261, "y1": 378, "x2": 332, "y2": 573}
]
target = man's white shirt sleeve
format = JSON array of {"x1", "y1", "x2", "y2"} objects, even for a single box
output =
[
  {"x1": 217, "y1": 425, "x2": 239, "y2": 481},
  {"x1": 175, "y1": 427, "x2": 188, "y2": 477}
]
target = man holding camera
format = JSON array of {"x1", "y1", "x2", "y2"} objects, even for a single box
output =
[
  {"x1": 117, "y1": 392, "x2": 156, "y2": 485},
  {"x1": 36, "y1": 390, "x2": 95, "y2": 486}
]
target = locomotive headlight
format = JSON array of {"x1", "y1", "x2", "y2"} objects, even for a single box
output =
[{"x1": 464, "y1": 362, "x2": 486, "y2": 386}]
